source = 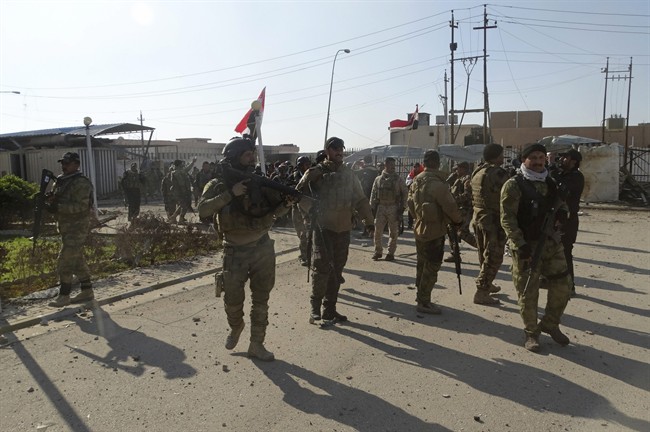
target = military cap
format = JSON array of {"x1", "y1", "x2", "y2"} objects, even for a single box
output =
[
  {"x1": 521, "y1": 143, "x2": 547, "y2": 160},
  {"x1": 325, "y1": 137, "x2": 345, "y2": 150},
  {"x1": 483, "y1": 144, "x2": 503, "y2": 161},
  {"x1": 559, "y1": 149, "x2": 582, "y2": 162},
  {"x1": 58, "y1": 152, "x2": 80, "y2": 163},
  {"x1": 173, "y1": 159, "x2": 184, "y2": 166},
  {"x1": 423, "y1": 150, "x2": 440, "y2": 164}
]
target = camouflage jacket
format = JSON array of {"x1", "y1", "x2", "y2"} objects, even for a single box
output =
[{"x1": 407, "y1": 169, "x2": 462, "y2": 241}]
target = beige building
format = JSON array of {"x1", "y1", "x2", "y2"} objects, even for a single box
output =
[{"x1": 389, "y1": 110, "x2": 649, "y2": 154}]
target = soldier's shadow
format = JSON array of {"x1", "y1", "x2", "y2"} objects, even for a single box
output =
[
  {"x1": 252, "y1": 359, "x2": 452, "y2": 431},
  {"x1": 66, "y1": 305, "x2": 196, "y2": 379},
  {"x1": 333, "y1": 321, "x2": 648, "y2": 431}
]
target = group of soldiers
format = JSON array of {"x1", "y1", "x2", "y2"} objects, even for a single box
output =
[{"x1": 46, "y1": 136, "x2": 584, "y2": 358}]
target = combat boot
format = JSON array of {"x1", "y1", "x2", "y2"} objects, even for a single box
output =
[
  {"x1": 225, "y1": 322, "x2": 245, "y2": 350},
  {"x1": 247, "y1": 342, "x2": 275, "y2": 361},
  {"x1": 309, "y1": 298, "x2": 322, "y2": 324},
  {"x1": 71, "y1": 289, "x2": 94, "y2": 304},
  {"x1": 322, "y1": 310, "x2": 347, "y2": 322},
  {"x1": 524, "y1": 334, "x2": 540, "y2": 352},
  {"x1": 473, "y1": 290, "x2": 500, "y2": 305},
  {"x1": 444, "y1": 253, "x2": 460, "y2": 263},
  {"x1": 372, "y1": 252, "x2": 382, "y2": 261},
  {"x1": 416, "y1": 302, "x2": 442, "y2": 315},
  {"x1": 541, "y1": 326, "x2": 570, "y2": 346},
  {"x1": 489, "y1": 283, "x2": 502, "y2": 293},
  {"x1": 385, "y1": 254, "x2": 395, "y2": 261},
  {"x1": 48, "y1": 295, "x2": 70, "y2": 308}
]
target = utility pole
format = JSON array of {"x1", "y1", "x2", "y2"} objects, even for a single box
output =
[
  {"x1": 443, "y1": 70, "x2": 449, "y2": 144},
  {"x1": 137, "y1": 110, "x2": 147, "y2": 163},
  {"x1": 473, "y1": 4, "x2": 497, "y2": 145},
  {"x1": 601, "y1": 57, "x2": 610, "y2": 143},
  {"x1": 449, "y1": 11, "x2": 457, "y2": 144},
  {"x1": 601, "y1": 57, "x2": 633, "y2": 167}
]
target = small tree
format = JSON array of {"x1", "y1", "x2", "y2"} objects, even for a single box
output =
[{"x1": 0, "y1": 175, "x2": 38, "y2": 229}]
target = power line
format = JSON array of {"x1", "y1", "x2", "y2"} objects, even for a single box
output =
[{"x1": 489, "y1": 3, "x2": 650, "y2": 17}]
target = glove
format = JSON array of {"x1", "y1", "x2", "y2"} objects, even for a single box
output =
[
  {"x1": 556, "y1": 210, "x2": 568, "y2": 225},
  {"x1": 517, "y1": 244, "x2": 532, "y2": 260}
]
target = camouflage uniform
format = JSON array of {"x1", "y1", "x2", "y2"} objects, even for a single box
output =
[
  {"x1": 449, "y1": 174, "x2": 477, "y2": 248},
  {"x1": 288, "y1": 167, "x2": 309, "y2": 264},
  {"x1": 407, "y1": 169, "x2": 462, "y2": 307},
  {"x1": 370, "y1": 170, "x2": 407, "y2": 258},
  {"x1": 296, "y1": 159, "x2": 374, "y2": 320},
  {"x1": 50, "y1": 171, "x2": 94, "y2": 296},
  {"x1": 501, "y1": 175, "x2": 571, "y2": 337},
  {"x1": 121, "y1": 166, "x2": 144, "y2": 221},
  {"x1": 198, "y1": 165, "x2": 289, "y2": 353},
  {"x1": 169, "y1": 161, "x2": 194, "y2": 223},
  {"x1": 471, "y1": 162, "x2": 509, "y2": 293},
  {"x1": 161, "y1": 166, "x2": 176, "y2": 219}
]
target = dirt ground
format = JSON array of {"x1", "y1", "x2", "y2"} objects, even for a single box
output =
[{"x1": 0, "y1": 204, "x2": 648, "y2": 432}]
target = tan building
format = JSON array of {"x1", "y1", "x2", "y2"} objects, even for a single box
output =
[{"x1": 389, "y1": 109, "x2": 649, "y2": 153}]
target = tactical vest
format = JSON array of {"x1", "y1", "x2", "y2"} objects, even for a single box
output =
[
  {"x1": 122, "y1": 171, "x2": 141, "y2": 189},
  {"x1": 471, "y1": 164, "x2": 501, "y2": 212},
  {"x1": 315, "y1": 163, "x2": 354, "y2": 210},
  {"x1": 377, "y1": 173, "x2": 399, "y2": 203},
  {"x1": 514, "y1": 175, "x2": 557, "y2": 242}
]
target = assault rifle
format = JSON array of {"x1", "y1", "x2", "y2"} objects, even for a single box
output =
[
  {"x1": 32, "y1": 169, "x2": 55, "y2": 255},
  {"x1": 215, "y1": 162, "x2": 315, "y2": 204},
  {"x1": 447, "y1": 224, "x2": 462, "y2": 295},
  {"x1": 522, "y1": 187, "x2": 568, "y2": 296}
]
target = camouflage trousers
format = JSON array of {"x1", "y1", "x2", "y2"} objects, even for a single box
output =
[
  {"x1": 124, "y1": 188, "x2": 141, "y2": 221},
  {"x1": 511, "y1": 240, "x2": 571, "y2": 336},
  {"x1": 170, "y1": 193, "x2": 191, "y2": 220},
  {"x1": 57, "y1": 222, "x2": 90, "y2": 286},
  {"x1": 473, "y1": 219, "x2": 506, "y2": 292},
  {"x1": 311, "y1": 229, "x2": 350, "y2": 315},
  {"x1": 292, "y1": 206, "x2": 309, "y2": 262},
  {"x1": 222, "y1": 234, "x2": 276, "y2": 343},
  {"x1": 414, "y1": 236, "x2": 445, "y2": 305},
  {"x1": 374, "y1": 204, "x2": 400, "y2": 255},
  {"x1": 448, "y1": 207, "x2": 477, "y2": 249}
]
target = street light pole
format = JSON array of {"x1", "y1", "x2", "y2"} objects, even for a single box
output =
[
  {"x1": 324, "y1": 48, "x2": 350, "y2": 145},
  {"x1": 84, "y1": 117, "x2": 99, "y2": 217}
]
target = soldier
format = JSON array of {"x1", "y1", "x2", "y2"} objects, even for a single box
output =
[
  {"x1": 161, "y1": 165, "x2": 176, "y2": 219},
  {"x1": 444, "y1": 161, "x2": 477, "y2": 262},
  {"x1": 195, "y1": 161, "x2": 214, "y2": 201},
  {"x1": 408, "y1": 150, "x2": 462, "y2": 315},
  {"x1": 168, "y1": 157, "x2": 197, "y2": 224},
  {"x1": 501, "y1": 143, "x2": 572, "y2": 352},
  {"x1": 550, "y1": 149, "x2": 585, "y2": 296},
  {"x1": 370, "y1": 157, "x2": 407, "y2": 261},
  {"x1": 296, "y1": 137, "x2": 374, "y2": 324},
  {"x1": 470, "y1": 144, "x2": 509, "y2": 305},
  {"x1": 47, "y1": 152, "x2": 96, "y2": 307},
  {"x1": 289, "y1": 156, "x2": 312, "y2": 265},
  {"x1": 198, "y1": 137, "x2": 294, "y2": 361},
  {"x1": 356, "y1": 154, "x2": 379, "y2": 238},
  {"x1": 121, "y1": 162, "x2": 145, "y2": 222},
  {"x1": 406, "y1": 162, "x2": 423, "y2": 229}
]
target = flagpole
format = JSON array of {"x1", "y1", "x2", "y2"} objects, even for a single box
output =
[{"x1": 255, "y1": 115, "x2": 266, "y2": 175}]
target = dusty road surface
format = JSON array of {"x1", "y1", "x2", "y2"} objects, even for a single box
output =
[{"x1": 0, "y1": 206, "x2": 648, "y2": 432}]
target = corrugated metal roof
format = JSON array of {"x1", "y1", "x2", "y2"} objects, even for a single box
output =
[{"x1": 0, "y1": 123, "x2": 154, "y2": 140}]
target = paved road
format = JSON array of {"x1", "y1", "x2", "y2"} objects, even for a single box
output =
[{"x1": 0, "y1": 207, "x2": 648, "y2": 431}]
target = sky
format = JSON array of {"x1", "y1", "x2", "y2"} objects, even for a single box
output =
[{"x1": 1, "y1": 0, "x2": 648, "y2": 153}]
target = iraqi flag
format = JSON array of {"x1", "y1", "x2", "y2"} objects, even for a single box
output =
[
  {"x1": 389, "y1": 104, "x2": 419, "y2": 130},
  {"x1": 235, "y1": 87, "x2": 266, "y2": 140}
]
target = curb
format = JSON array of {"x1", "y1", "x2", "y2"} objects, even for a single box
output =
[{"x1": 0, "y1": 245, "x2": 300, "y2": 335}]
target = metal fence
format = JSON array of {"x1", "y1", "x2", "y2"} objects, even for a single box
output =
[{"x1": 623, "y1": 148, "x2": 650, "y2": 183}]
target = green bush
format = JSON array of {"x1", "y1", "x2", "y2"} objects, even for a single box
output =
[{"x1": 0, "y1": 174, "x2": 38, "y2": 229}]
